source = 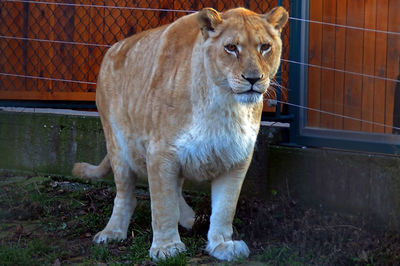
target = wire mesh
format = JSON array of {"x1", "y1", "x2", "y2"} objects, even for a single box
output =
[{"x1": 0, "y1": 0, "x2": 290, "y2": 106}]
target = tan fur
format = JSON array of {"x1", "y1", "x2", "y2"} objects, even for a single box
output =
[
  {"x1": 73, "y1": 6, "x2": 288, "y2": 261},
  {"x1": 72, "y1": 155, "x2": 111, "y2": 179}
]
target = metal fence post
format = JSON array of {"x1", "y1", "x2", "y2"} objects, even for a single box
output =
[
  {"x1": 288, "y1": 0, "x2": 309, "y2": 145},
  {"x1": 275, "y1": 0, "x2": 283, "y2": 118}
]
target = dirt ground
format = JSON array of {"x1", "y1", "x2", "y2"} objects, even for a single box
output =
[{"x1": 1, "y1": 174, "x2": 400, "y2": 265}]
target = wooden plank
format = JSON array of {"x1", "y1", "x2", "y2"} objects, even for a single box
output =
[
  {"x1": 361, "y1": 0, "x2": 376, "y2": 132},
  {"x1": 88, "y1": 0, "x2": 106, "y2": 90},
  {"x1": 25, "y1": 0, "x2": 55, "y2": 98},
  {"x1": 373, "y1": 0, "x2": 388, "y2": 133},
  {"x1": 173, "y1": 0, "x2": 194, "y2": 15},
  {"x1": 333, "y1": 0, "x2": 347, "y2": 130},
  {"x1": 157, "y1": 0, "x2": 175, "y2": 26},
  {"x1": 0, "y1": 91, "x2": 95, "y2": 101},
  {"x1": 320, "y1": 0, "x2": 337, "y2": 129},
  {"x1": 182, "y1": 0, "x2": 226, "y2": 12},
  {"x1": 280, "y1": 0, "x2": 290, "y2": 89},
  {"x1": 52, "y1": 0, "x2": 75, "y2": 93},
  {"x1": 103, "y1": 0, "x2": 127, "y2": 44},
  {"x1": 72, "y1": 0, "x2": 91, "y2": 94},
  {"x1": 102, "y1": 0, "x2": 173, "y2": 43},
  {"x1": 394, "y1": 61, "x2": 400, "y2": 134},
  {"x1": 249, "y1": 0, "x2": 271, "y2": 13},
  {"x1": 385, "y1": 0, "x2": 400, "y2": 134},
  {"x1": 172, "y1": 0, "x2": 195, "y2": 22},
  {"x1": 180, "y1": 0, "x2": 213, "y2": 11},
  {"x1": 307, "y1": 0, "x2": 323, "y2": 127},
  {"x1": 343, "y1": 0, "x2": 364, "y2": 131},
  {"x1": 0, "y1": 2, "x2": 25, "y2": 97},
  {"x1": 122, "y1": 1, "x2": 151, "y2": 36}
]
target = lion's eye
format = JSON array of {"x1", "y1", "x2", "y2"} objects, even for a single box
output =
[
  {"x1": 260, "y1": 43, "x2": 272, "y2": 54},
  {"x1": 224, "y1": 44, "x2": 238, "y2": 54}
]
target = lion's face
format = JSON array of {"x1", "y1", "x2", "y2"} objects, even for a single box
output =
[{"x1": 198, "y1": 7, "x2": 288, "y2": 104}]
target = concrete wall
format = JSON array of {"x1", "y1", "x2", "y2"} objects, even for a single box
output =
[
  {"x1": 0, "y1": 111, "x2": 106, "y2": 176},
  {"x1": 261, "y1": 146, "x2": 400, "y2": 230},
  {"x1": 1, "y1": 110, "x2": 400, "y2": 229}
]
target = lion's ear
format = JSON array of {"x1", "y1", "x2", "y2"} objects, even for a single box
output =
[
  {"x1": 265, "y1": 6, "x2": 288, "y2": 33},
  {"x1": 197, "y1": 8, "x2": 222, "y2": 39}
]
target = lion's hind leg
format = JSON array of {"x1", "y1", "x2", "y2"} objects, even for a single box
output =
[
  {"x1": 178, "y1": 178, "x2": 195, "y2": 230},
  {"x1": 93, "y1": 160, "x2": 137, "y2": 243},
  {"x1": 73, "y1": 155, "x2": 111, "y2": 179}
]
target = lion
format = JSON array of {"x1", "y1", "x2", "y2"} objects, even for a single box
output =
[{"x1": 72, "y1": 6, "x2": 288, "y2": 261}]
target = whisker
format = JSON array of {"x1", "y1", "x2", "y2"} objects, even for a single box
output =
[
  {"x1": 270, "y1": 79, "x2": 291, "y2": 92},
  {"x1": 265, "y1": 87, "x2": 277, "y2": 99}
]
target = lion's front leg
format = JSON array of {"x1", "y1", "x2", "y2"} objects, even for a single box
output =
[
  {"x1": 206, "y1": 165, "x2": 250, "y2": 261},
  {"x1": 147, "y1": 146, "x2": 186, "y2": 261}
]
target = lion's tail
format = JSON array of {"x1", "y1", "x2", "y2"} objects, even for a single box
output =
[{"x1": 72, "y1": 155, "x2": 111, "y2": 179}]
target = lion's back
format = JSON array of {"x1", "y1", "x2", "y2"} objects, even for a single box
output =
[
  {"x1": 96, "y1": 25, "x2": 167, "y2": 100},
  {"x1": 95, "y1": 12, "x2": 201, "y2": 151},
  {"x1": 97, "y1": 12, "x2": 200, "y2": 102}
]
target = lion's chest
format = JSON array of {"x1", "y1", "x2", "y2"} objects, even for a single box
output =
[{"x1": 175, "y1": 115, "x2": 258, "y2": 181}]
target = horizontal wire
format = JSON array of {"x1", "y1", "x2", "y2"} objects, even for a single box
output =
[
  {"x1": 1, "y1": 71, "x2": 398, "y2": 131},
  {"x1": 288, "y1": 16, "x2": 400, "y2": 36},
  {"x1": 276, "y1": 100, "x2": 400, "y2": 131},
  {"x1": 0, "y1": 72, "x2": 97, "y2": 85},
  {"x1": 0, "y1": 35, "x2": 112, "y2": 48},
  {"x1": 281, "y1": 59, "x2": 400, "y2": 84},
  {"x1": 1, "y1": 34, "x2": 398, "y2": 84},
  {"x1": 4, "y1": 0, "x2": 400, "y2": 36},
  {"x1": 4, "y1": 0, "x2": 197, "y2": 13},
  {"x1": 2, "y1": 1, "x2": 399, "y2": 131},
  {"x1": 270, "y1": 78, "x2": 400, "y2": 132}
]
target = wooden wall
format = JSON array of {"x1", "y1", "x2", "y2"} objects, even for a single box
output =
[
  {"x1": 307, "y1": 0, "x2": 400, "y2": 134},
  {"x1": 0, "y1": 0, "x2": 290, "y2": 110}
]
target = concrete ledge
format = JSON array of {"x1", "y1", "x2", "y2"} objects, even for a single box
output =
[{"x1": 1, "y1": 110, "x2": 400, "y2": 229}]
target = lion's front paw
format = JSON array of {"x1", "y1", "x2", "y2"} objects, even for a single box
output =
[
  {"x1": 150, "y1": 241, "x2": 186, "y2": 261},
  {"x1": 206, "y1": 240, "x2": 250, "y2": 261},
  {"x1": 93, "y1": 230, "x2": 126, "y2": 243}
]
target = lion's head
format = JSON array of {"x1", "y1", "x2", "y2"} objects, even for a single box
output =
[{"x1": 197, "y1": 7, "x2": 288, "y2": 104}]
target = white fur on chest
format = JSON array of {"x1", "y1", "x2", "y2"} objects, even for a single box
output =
[{"x1": 175, "y1": 103, "x2": 259, "y2": 180}]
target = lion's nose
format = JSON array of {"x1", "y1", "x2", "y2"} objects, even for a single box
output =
[{"x1": 241, "y1": 74, "x2": 263, "y2": 85}]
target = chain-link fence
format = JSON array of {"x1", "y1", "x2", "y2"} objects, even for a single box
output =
[{"x1": 0, "y1": 0, "x2": 290, "y2": 111}]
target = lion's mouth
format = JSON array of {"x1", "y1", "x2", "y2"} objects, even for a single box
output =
[
  {"x1": 233, "y1": 89, "x2": 263, "y2": 104},
  {"x1": 236, "y1": 89, "x2": 262, "y2": 95}
]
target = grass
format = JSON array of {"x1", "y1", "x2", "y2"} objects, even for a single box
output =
[
  {"x1": 82, "y1": 228, "x2": 206, "y2": 265},
  {"x1": 256, "y1": 245, "x2": 316, "y2": 266},
  {"x1": 0, "y1": 175, "x2": 209, "y2": 265},
  {"x1": 75, "y1": 205, "x2": 113, "y2": 234},
  {"x1": 89, "y1": 244, "x2": 112, "y2": 262},
  {"x1": 157, "y1": 253, "x2": 188, "y2": 266},
  {"x1": 182, "y1": 236, "x2": 206, "y2": 257},
  {"x1": 0, "y1": 239, "x2": 59, "y2": 266},
  {"x1": 1, "y1": 174, "x2": 399, "y2": 265},
  {"x1": 124, "y1": 234, "x2": 152, "y2": 263}
]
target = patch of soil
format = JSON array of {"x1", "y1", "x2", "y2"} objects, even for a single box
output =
[
  {"x1": 234, "y1": 196, "x2": 400, "y2": 265},
  {"x1": 1, "y1": 175, "x2": 400, "y2": 265},
  {"x1": 172, "y1": 191, "x2": 400, "y2": 265}
]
